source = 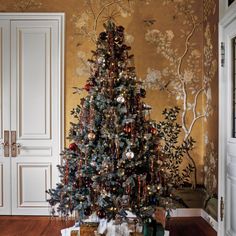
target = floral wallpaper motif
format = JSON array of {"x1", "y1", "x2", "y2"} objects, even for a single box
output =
[
  {"x1": 0, "y1": 0, "x2": 218, "y2": 195},
  {"x1": 203, "y1": 0, "x2": 218, "y2": 196},
  {"x1": 0, "y1": 0, "x2": 42, "y2": 11},
  {"x1": 204, "y1": 135, "x2": 217, "y2": 196}
]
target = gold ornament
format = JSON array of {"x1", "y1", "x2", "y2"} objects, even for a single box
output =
[{"x1": 88, "y1": 132, "x2": 96, "y2": 140}]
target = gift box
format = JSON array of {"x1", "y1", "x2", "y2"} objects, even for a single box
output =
[
  {"x1": 70, "y1": 230, "x2": 79, "y2": 236},
  {"x1": 80, "y1": 222, "x2": 99, "y2": 236}
]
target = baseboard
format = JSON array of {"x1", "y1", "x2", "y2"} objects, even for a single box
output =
[
  {"x1": 169, "y1": 208, "x2": 218, "y2": 232},
  {"x1": 200, "y1": 209, "x2": 218, "y2": 232}
]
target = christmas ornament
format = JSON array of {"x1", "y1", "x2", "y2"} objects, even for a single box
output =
[
  {"x1": 88, "y1": 131, "x2": 96, "y2": 140},
  {"x1": 117, "y1": 25, "x2": 124, "y2": 33},
  {"x1": 84, "y1": 207, "x2": 92, "y2": 216},
  {"x1": 84, "y1": 83, "x2": 92, "y2": 91},
  {"x1": 150, "y1": 127, "x2": 157, "y2": 134},
  {"x1": 69, "y1": 143, "x2": 78, "y2": 151},
  {"x1": 140, "y1": 88, "x2": 146, "y2": 98},
  {"x1": 126, "y1": 150, "x2": 134, "y2": 159},
  {"x1": 117, "y1": 95, "x2": 125, "y2": 103},
  {"x1": 97, "y1": 209, "x2": 106, "y2": 219},
  {"x1": 97, "y1": 57, "x2": 105, "y2": 64},
  {"x1": 123, "y1": 126, "x2": 131, "y2": 133},
  {"x1": 99, "y1": 32, "x2": 107, "y2": 40}
]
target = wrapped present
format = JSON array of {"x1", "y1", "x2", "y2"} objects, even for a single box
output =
[
  {"x1": 80, "y1": 222, "x2": 99, "y2": 236},
  {"x1": 153, "y1": 207, "x2": 166, "y2": 228},
  {"x1": 70, "y1": 230, "x2": 79, "y2": 236},
  {"x1": 130, "y1": 233, "x2": 144, "y2": 236}
]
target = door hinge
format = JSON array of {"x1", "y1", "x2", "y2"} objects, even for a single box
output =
[
  {"x1": 221, "y1": 42, "x2": 225, "y2": 67},
  {"x1": 220, "y1": 196, "x2": 224, "y2": 221}
]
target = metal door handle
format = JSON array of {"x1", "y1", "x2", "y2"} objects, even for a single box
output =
[
  {"x1": 12, "y1": 142, "x2": 22, "y2": 156},
  {"x1": 1, "y1": 142, "x2": 9, "y2": 147},
  {"x1": 1, "y1": 131, "x2": 10, "y2": 157},
  {"x1": 11, "y1": 131, "x2": 18, "y2": 157}
]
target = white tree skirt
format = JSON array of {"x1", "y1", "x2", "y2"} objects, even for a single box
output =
[{"x1": 61, "y1": 225, "x2": 170, "y2": 236}]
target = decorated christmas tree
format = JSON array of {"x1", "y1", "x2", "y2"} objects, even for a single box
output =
[{"x1": 47, "y1": 20, "x2": 167, "y2": 222}]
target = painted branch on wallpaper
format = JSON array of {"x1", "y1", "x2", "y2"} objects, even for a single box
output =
[
  {"x1": 177, "y1": 14, "x2": 200, "y2": 140},
  {"x1": 14, "y1": 0, "x2": 42, "y2": 11},
  {"x1": 144, "y1": 0, "x2": 216, "y2": 188},
  {"x1": 93, "y1": 0, "x2": 123, "y2": 31}
]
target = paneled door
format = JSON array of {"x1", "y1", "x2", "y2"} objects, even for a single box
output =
[
  {"x1": 0, "y1": 20, "x2": 11, "y2": 215},
  {"x1": 219, "y1": 6, "x2": 236, "y2": 236},
  {"x1": 0, "y1": 14, "x2": 64, "y2": 215}
]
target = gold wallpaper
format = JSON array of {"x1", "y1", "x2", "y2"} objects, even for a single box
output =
[{"x1": 0, "y1": 0, "x2": 218, "y2": 195}]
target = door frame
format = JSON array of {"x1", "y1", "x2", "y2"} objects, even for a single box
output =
[
  {"x1": 219, "y1": 3, "x2": 236, "y2": 235},
  {"x1": 0, "y1": 12, "x2": 65, "y2": 215}
]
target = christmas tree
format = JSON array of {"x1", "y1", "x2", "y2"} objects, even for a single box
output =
[{"x1": 47, "y1": 20, "x2": 165, "y2": 222}]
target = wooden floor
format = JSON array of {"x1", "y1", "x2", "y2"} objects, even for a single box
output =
[
  {"x1": 0, "y1": 216, "x2": 74, "y2": 236},
  {"x1": 0, "y1": 216, "x2": 217, "y2": 236},
  {"x1": 168, "y1": 217, "x2": 217, "y2": 236}
]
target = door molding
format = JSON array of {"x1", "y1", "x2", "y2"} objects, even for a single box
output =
[{"x1": 219, "y1": 3, "x2": 236, "y2": 235}]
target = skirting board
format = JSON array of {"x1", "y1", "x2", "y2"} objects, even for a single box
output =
[{"x1": 169, "y1": 208, "x2": 218, "y2": 232}]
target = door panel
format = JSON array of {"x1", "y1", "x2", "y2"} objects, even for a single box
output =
[
  {"x1": 17, "y1": 163, "x2": 51, "y2": 207},
  {"x1": 17, "y1": 27, "x2": 51, "y2": 139},
  {"x1": 12, "y1": 22, "x2": 52, "y2": 140},
  {"x1": 10, "y1": 20, "x2": 61, "y2": 215},
  {"x1": 0, "y1": 20, "x2": 11, "y2": 215}
]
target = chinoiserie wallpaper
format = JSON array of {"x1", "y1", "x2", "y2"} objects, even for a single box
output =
[{"x1": 0, "y1": 0, "x2": 218, "y2": 196}]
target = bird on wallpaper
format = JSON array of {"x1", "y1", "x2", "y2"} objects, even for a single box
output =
[{"x1": 143, "y1": 19, "x2": 156, "y2": 26}]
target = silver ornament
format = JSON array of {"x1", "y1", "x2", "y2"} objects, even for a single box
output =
[
  {"x1": 126, "y1": 151, "x2": 134, "y2": 159},
  {"x1": 117, "y1": 95, "x2": 125, "y2": 103}
]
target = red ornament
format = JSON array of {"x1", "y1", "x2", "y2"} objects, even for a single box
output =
[
  {"x1": 84, "y1": 83, "x2": 92, "y2": 91},
  {"x1": 123, "y1": 125, "x2": 132, "y2": 133},
  {"x1": 69, "y1": 142, "x2": 78, "y2": 151},
  {"x1": 151, "y1": 127, "x2": 157, "y2": 135}
]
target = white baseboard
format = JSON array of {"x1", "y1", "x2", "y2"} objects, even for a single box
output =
[
  {"x1": 169, "y1": 208, "x2": 218, "y2": 232},
  {"x1": 200, "y1": 209, "x2": 218, "y2": 232}
]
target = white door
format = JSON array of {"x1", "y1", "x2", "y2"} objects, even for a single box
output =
[
  {"x1": 0, "y1": 14, "x2": 64, "y2": 215},
  {"x1": 0, "y1": 20, "x2": 11, "y2": 215},
  {"x1": 219, "y1": 6, "x2": 236, "y2": 236}
]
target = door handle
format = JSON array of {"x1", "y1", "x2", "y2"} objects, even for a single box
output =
[
  {"x1": 11, "y1": 131, "x2": 18, "y2": 157},
  {"x1": 1, "y1": 131, "x2": 10, "y2": 157},
  {"x1": 11, "y1": 142, "x2": 22, "y2": 156}
]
